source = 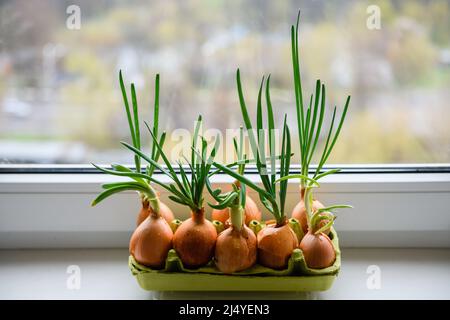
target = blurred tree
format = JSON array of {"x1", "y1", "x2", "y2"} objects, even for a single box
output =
[
  {"x1": 330, "y1": 109, "x2": 431, "y2": 163},
  {"x1": 59, "y1": 49, "x2": 118, "y2": 148},
  {"x1": 0, "y1": 0, "x2": 448, "y2": 164},
  {"x1": 387, "y1": 19, "x2": 437, "y2": 85}
]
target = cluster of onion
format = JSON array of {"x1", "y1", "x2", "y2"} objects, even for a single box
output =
[
  {"x1": 91, "y1": 11, "x2": 353, "y2": 272},
  {"x1": 92, "y1": 70, "x2": 348, "y2": 272},
  {"x1": 123, "y1": 115, "x2": 296, "y2": 273},
  {"x1": 213, "y1": 67, "x2": 350, "y2": 271},
  {"x1": 121, "y1": 115, "x2": 223, "y2": 269},
  {"x1": 91, "y1": 72, "x2": 177, "y2": 269},
  {"x1": 210, "y1": 182, "x2": 258, "y2": 274},
  {"x1": 211, "y1": 68, "x2": 301, "y2": 271},
  {"x1": 288, "y1": 11, "x2": 351, "y2": 242},
  {"x1": 90, "y1": 72, "x2": 257, "y2": 272}
]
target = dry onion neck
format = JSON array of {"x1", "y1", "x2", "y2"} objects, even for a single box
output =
[
  {"x1": 275, "y1": 216, "x2": 288, "y2": 228},
  {"x1": 142, "y1": 189, "x2": 160, "y2": 218},
  {"x1": 192, "y1": 207, "x2": 206, "y2": 223},
  {"x1": 230, "y1": 204, "x2": 244, "y2": 231},
  {"x1": 304, "y1": 186, "x2": 313, "y2": 229}
]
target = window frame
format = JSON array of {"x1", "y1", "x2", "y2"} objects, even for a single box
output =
[{"x1": 1, "y1": 163, "x2": 450, "y2": 174}]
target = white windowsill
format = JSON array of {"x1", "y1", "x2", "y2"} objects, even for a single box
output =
[
  {"x1": 1, "y1": 248, "x2": 448, "y2": 299},
  {"x1": 1, "y1": 170, "x2": 449, "y2": 299}
]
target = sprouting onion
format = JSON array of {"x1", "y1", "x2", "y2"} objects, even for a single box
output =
[
  {"x1": 277, "y1": 173, "x2": 352, "y2": 268},
  {"x1": 91, "y1": 71, "x2": 174, "y2": 225},
  {"x1": 207, "y1": 126, "x2": 248, "y2": 225},
  {"x1": 91, "y1": 72, "x2": 174, "y2": 268},
  {"x1": 215, "y1": 70, "x2": 298, "y2": 226},
  {"x1": 122, "y1": 115, "x2": 220, "y2": 268},
  {"x1": 210, "y1": 127, "x2": 261, "y2": 227},
  {"x1": 289, "y1": 11, "x2": 351, "y2": 233},
  {"x1": 213, "y1": 69, "x2": 299, "y2": 269},
  {"x1": 206, "y1": 128, "x2": 257, "y2": 273},
  {"x1": 300, "y1": 203, "x2": 352, "y2": 268}
]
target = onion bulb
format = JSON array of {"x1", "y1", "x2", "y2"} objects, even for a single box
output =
[
  {"x1": 214, "y1": 205, "x2": 257, "y2": 273},
  {"x1": 299, "y1": 208, "x2": 341, "y2": 269},
  {"x1": 299, "y1": 231, "x2": 335, "y2": 269},
  {"x1": 129, "y1": 208, "x2": 173, "y2": 269},
  {"x1": 173, "y1": 208, "x2": 217, "y2": 268},
  {"x1": 257, "y1": 220, "x2": 298, "y2": 269}
]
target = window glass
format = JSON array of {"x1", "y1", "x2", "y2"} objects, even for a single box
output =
[{"x1": 0, "y1": 0, "x2": 449, "y2": 164}]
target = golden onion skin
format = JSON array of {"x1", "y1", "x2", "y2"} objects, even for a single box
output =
[
  {"x1": 214, "y1": 224, "x2": 257, "y2": 274},
  {"x1": 257, "y1": 223, "x2": 298, "y2": 269},
  {"x1": 299, "y1": 231, "x2": 336, "y2": 269},
  {"x1": 129, "y1": 213, "x2": 173, "y2": 269},
  {"x1": 173, "y1": 209, "x2": 217, "y2": 268}
]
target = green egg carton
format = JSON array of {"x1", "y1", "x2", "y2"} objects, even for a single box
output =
[{"x1": 129, "y1": 228, "x2": 341, "y2": 291}]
